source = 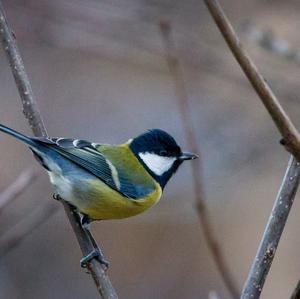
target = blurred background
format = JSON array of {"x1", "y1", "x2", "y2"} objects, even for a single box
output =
[{"x1": 1, "y1": 0, "x2": 300, "y2": 298}]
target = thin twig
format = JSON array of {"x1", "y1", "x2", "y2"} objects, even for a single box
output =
[
  {"x1": 203, "y1": 0, "x2": 300, "y2": 298},
  {"x1": 159, "y1": 21, "x2": 239, "y2": 299},
  {"x1": 0, "y1": 168, "x2": 38, "y2": 212},
  {"x1": 0, "y1": 3, "x2": 118, "y2": 298},
  {"x1": 0, "y1": 201, "x2": 58, "y2": 257},
  {"x1": 290, "y1": 279, "x2": 300, "y2": 299}
]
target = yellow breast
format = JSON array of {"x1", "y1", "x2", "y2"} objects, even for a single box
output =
[{"x1": 71, "y1": 178, "x2": 162, "y2": 220}]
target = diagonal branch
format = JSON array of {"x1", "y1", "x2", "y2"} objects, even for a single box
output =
[
  {"x1": 241, "y1": 156, "x2": 299, "y2": 298},
  {"x1": 203, "y1": 0, "x2": 300, "y2": 160},
  {"x1": 0, "y1": 201, "x2": 58, "y2": 257},
  {"x1": 159, "y1": 21, "x2": 239, "y2": 299},
  {"x1": 0, "y1": 2, "x2": 118, "y2": 298},
  {"x1": 0, "y1": 168, "x2": 38, "y2": 212},
  {"x1": 203, "y1": 0, "x2": 300, "y2": 298},
  {"x1": 290, "y1": 279, "x2": 300, "y2": 299},
  {"x1": 0, "y1": 4, "x2": 46, "y2": 137}
]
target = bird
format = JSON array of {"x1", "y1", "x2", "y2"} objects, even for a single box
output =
[{"x1": 0, "y1": 124, "x2": 197, "y2": 267}]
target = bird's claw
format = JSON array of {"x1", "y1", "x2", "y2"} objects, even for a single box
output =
[
  {"x1": 80, "y1": 214, "x2": 91, "y2": 229},
  {"x1": 80, "y1": 249, "x2": 110, "y2": 270},
  {"x1": 52, "y1": 193, "x2": 60, "y2": 201}
]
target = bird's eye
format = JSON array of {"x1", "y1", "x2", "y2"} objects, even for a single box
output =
[{"x1": 159, "y1": 150, "x2": 168, "y2": 156}]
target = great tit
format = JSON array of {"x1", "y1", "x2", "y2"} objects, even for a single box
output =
[{"x1": 0, "y1": 124, "x2": 197, "y2": 265}]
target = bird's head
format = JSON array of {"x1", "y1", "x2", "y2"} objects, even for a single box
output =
[{"x1": 129, "y1": 129, "x2": 198, "y2": 188}]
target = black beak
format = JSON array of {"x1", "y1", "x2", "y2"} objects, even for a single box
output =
[{"x1": 178, "y1": 152, "x2": 198, "y2": 161}]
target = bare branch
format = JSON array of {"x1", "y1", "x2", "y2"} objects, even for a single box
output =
[
  {"x1": 203, "y1": 0, "x2": 300, "y2": 161},
  {"x1": 242, "y1": 156, "x2": 299, "y2": 298},
  {"x1": 0, "y1": 201, "x2": 58, "y2": 257},
  {"x1": 159, "y1": 21, "x2": 239, "y2": 299},
  {"x1": 0, "y1": 3, "x2": 47, "y2": 137},
  {"x1": 290, "y1": 279, "x2": 300, "y2": 299},
  {"x1": 1, "y1": 200, "x2": 116, "y2": 299},
  {"x1": 0, "y1": 2, "x2": 118, "y2": 298},
  {"x1": 61, "y1": 200, "x2": 117, "y2": 298},
  {"x1": 0, "y1": 168, "x2": 38, "y2": 212},
  {"x1": 203, "y1": 0, "x2": 300, "y2": 298}
]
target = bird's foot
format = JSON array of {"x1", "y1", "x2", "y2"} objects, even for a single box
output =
[
  {"x1": 80, "y1": 248, "x2": 110, "y2": 270},
  {"x1": 80, "y1": 214, "x2": 91, "y2": 229},
  {"x1": 52, "y1": 193, "x2": 61, "y2": 201}
]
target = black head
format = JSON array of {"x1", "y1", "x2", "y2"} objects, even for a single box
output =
[{"x1": 129, "y1": 129, "x2": 197, "y2": 188}]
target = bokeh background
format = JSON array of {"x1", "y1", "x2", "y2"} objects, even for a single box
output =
[{"x1": 1, "y1": 0, "x2": 300, "y2": 298}]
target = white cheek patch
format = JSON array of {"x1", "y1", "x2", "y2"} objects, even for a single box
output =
[{"x1": 139, "y1": 152, "x2": 176, "y2": 176}]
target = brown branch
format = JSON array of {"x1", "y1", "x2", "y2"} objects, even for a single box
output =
[
  {"x1": 0, "y1": 168, "x2": 38, "y2": 212},
  {"x1": 0, "y1": 201, "x2": 58, "y2": 257},
  {"x1": 0, "y1": 2, "x2": 118, "y2": 298},
  {"x1": 159, "y1": 21, "x2": 239, "y2": 299},
  {"x1": 203, "y1": 0, "x2": 300, "y2": 160},
  {"x1": 0, "y1": 6, "x2": 46, "y2": 137},
  {"x1": 203, "y1": 0, "x2": 300, "y2": 298},
  {"x1": 1, "y1": 200, "x2": 115, "y2": 299},
  {"x1": 290, "y1": 279, "x2": 300, "y2": 299},
  {"x1": 61, "y1": 200, "x2": 117, "y2": 298},
  {"x1": 241, "y1": 156, "x2": 299, "y2": 299}
]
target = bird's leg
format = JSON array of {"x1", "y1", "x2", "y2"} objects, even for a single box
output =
[{"x1": 80, "y1": 214, "x2": 109, "y2": 270}]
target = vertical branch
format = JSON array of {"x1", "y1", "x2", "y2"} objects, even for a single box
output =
[
  {"x1": 202, "y1": 0, "x2": 300, "y2": 298},
  {"x1": 0, "y1": 3, "x2": 118, "y2": 298},
  {"x1": 159, "y1": 21, "x2": 239, "y2": 299},
  {"x1": 0, "y1": 2, "x2": 46, "y2": 137}
]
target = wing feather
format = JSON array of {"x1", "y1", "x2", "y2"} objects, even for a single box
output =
[{"x1": 34, "y1": 137, "x2": 152, "y2": 199}]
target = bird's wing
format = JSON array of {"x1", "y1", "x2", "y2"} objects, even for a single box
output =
[{"x1": 33, "y1": 137, "x2": 154, "y2": 199}]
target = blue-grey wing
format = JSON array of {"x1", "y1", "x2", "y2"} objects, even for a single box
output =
[{"x1": 33, "y1": 137, "x2": 151, "y2": 199}]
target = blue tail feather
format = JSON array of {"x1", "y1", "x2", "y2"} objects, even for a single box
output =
[
  {"x1": 0, "y1": 124, "x2": 36, "y2": 147},
  {"x1": 0, "y1": 124, "x2": 53, "y2": 170}
]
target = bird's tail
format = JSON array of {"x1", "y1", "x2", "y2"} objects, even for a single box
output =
[{"x1": 0, "y1": 124, "x2": 36, "y2": 147}]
